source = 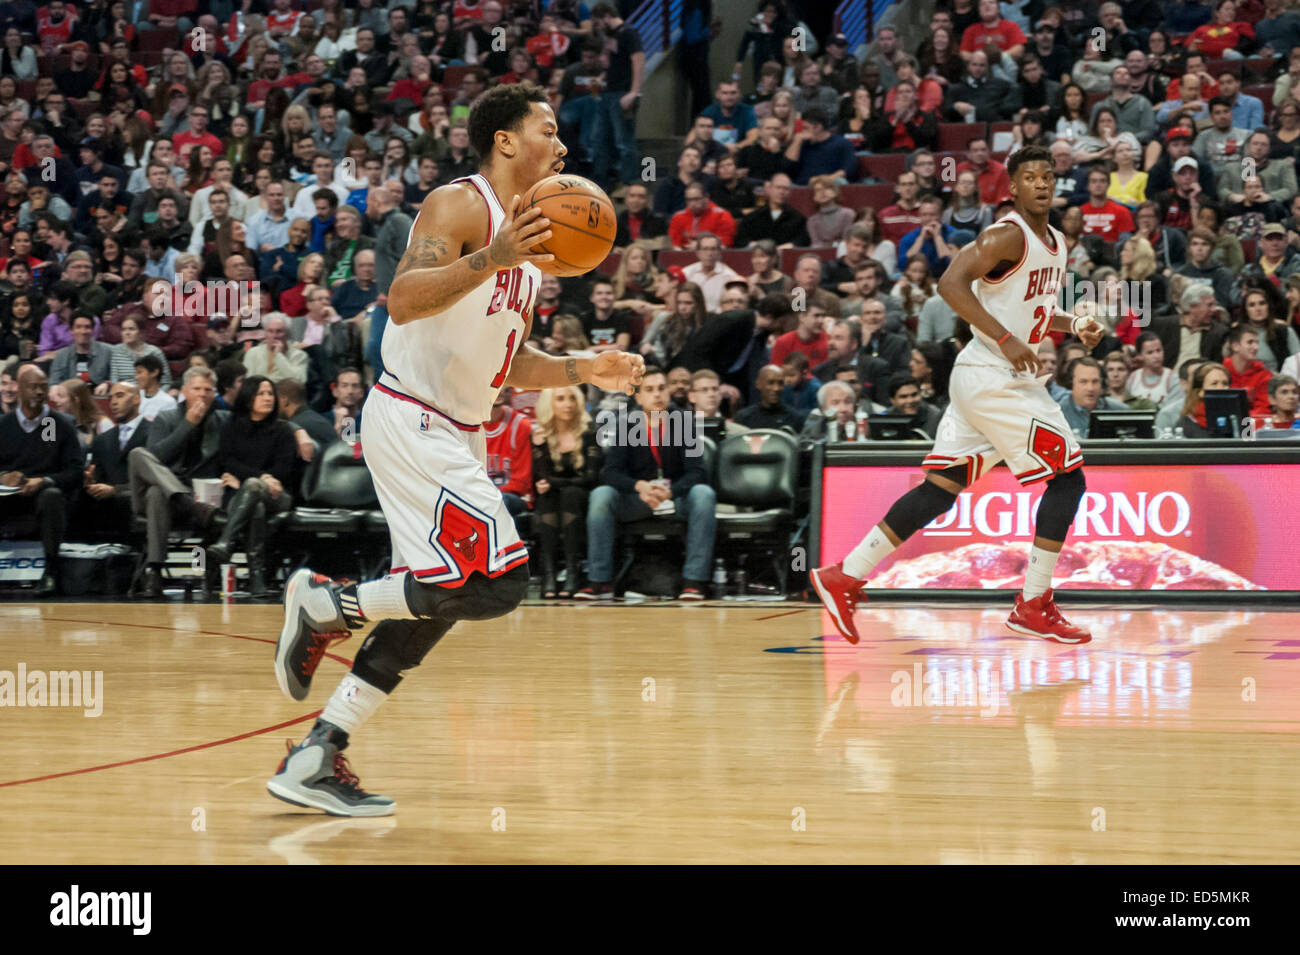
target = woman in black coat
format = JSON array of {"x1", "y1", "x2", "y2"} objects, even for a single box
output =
[
  {"x1": 207, "y1": 375, "x2": 299, "y2": 597},
  {"x1": 532, "y1": 385, "x2": 602, "y2": 599}
]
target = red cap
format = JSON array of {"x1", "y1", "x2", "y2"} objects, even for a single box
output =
[
  {"x1": 67, "y1": 41, "x2": 90, "y2": 54},
  {"x1": 667, "y1": 265, "x2": 687, "y2": 282},
  {"x1": 1166, "y1": 127, "x2": 1193, "y2": 142}
]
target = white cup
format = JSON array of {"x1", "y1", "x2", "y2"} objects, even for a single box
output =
[{"x1": 192, "y1": 478, "x2": 223, "y2": 506}]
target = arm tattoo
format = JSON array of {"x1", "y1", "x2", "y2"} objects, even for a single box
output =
[
  {"x1": 468, "y1": 250, "x2": 488, "y2": 271},
  {"x1": 394, "y1": 236, "x2": 448, "y2": 277},
  {"x1": 565, "y1": 357, "x2": 580, "y2": 383}
]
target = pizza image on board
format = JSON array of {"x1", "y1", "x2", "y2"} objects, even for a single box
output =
[{"x1": 870, "y1": 540, "x2": 1264, "y2": 590}]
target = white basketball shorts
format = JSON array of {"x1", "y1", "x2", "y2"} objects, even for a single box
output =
[
  {"x1": 361, "y1": 381, "x2": 528, "y2": 587},
  {"x1": 922, "y1": 363, "x2": 1083, "y2": 485}
]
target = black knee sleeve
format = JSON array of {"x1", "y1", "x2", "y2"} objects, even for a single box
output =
[
  {"x1": 883, "y1": 477, "x2": 960, "y2": 541},
  {"x1": 403, "y1": 564, "x2": 531, "y2": 623},
  {"x1": 352, "y1": 618, "x2": 453, "y2": 693},
  {"x1": 1035, "y1": 468, "x2": 1086, "y2": 542}
]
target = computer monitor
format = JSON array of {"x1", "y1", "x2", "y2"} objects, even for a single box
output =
[
  {"x1": 868, "y1": 414, "x2": 927, "y2": 441},
  {"x1": 1088, "y1": 409, "x2": 1156, "y2": 440},
  {"x1": 1204, "y1": 389, "x2": 1251, "y2": 438}
]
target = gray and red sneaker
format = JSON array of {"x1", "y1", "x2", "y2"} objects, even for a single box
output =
[
  {"x1": 1006, "y1": 588, "x2": 1092, "y2": 644},
  {"x1": 810, "y1": 562, "x2": 866, "y2": 644},
  {"x1": 275, "y1": 569, "x2": 363, "y2": 701},
  {"x1": 267, "y1": 722, "x2": 395, "y2": 817}
]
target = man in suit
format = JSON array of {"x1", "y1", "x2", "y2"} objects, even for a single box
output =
[
  {"x1": 127, "y1": 366, "x2": 229, "y2": 597},
  {"x1": 49, "y1": 312, "x2": 113, "y2": 386},
  {"x1": 576, "y1": 367, "x2": 717, "y2": 601},
  {"x1": 0, "y1": 364, "x2": 84, "y2": 595},
  {"x1": 78, "y1": 381, "x2": 149, "y2": 540},
  {"x1": 733, "y1": 172, "x2": 809, "y2": 248}
]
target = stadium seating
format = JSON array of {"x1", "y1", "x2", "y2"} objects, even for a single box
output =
[{"x1": 713, "y1": 430, "x2": 800, "y2": 595}]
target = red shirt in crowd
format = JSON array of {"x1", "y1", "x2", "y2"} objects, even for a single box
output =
[
  {"x1": 526, "y1": 31, "x2": 570, "y2": 68},
  {"x1": 960, "y1": 19, "x2": 1026, "y2": 54},
  {"x1": 1229, "y1": 359, "x2": 1274, "y2": 416},
  {"x1": 484, "y1": 407, "x2": 533, "y2": 500},
  {"x1": 1081, "y1": 198, "x2": 1135, "y2": 243},
  {"x1": 172, "y1": 129, "x2": 224, "y2": 160},
  {"x1": 668, "y1": 202, "x2": 736, "y2": 249},
  {"x1": 37, "y1": 7, "x2": 77, "y2": 53},
  {"x1": 1187, "y1": 21, "x2": 1255, "y2": 59},
  {"x1": 878, "y1": 203, "x2": 923, "y2": 245},
  {"x1": 956, "y1": 160, "x2": 1011, "y2": 206},
  {"x1": 770, "y1": 329, "x2": 828, "y2": 369},
  {"x1": 265, "y1": 10, "x2": 304, "y2": 36},
  {"x1": 1165, "y1": 76, "x2": 1219, "y2": 101}
]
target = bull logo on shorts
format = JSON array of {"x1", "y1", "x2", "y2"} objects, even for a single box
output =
[
  {"x1": 1029, "y1": 420, "x2": 1068, "y2": 472},
  {"x1": 432, "y1": 501, "x2": 494, "y2": 578},
  {"x1": 745, "y1": 434, "x2": 769, "y2": 455},
  {"x1": 452, "y1": 529, "x2": 480, "y2": 562}
]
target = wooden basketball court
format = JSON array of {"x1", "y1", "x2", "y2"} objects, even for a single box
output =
[{"x1": 2, "y1": 599, "x2": 1297, "y2": 864}]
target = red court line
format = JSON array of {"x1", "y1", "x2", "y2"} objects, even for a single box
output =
[
  {"x1": 0, "y1": 711, "x2": 321, "y2": 789},
  {"x1": 0, "y1": 614, "x2": 356, "y2": 789},
  {"x1": 755, "y1": 609, "x2": 812, "y2": 621}
]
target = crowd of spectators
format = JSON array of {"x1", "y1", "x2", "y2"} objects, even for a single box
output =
[{"x1": 3, "y1": 0, "x2": 1300, "y2": 600}]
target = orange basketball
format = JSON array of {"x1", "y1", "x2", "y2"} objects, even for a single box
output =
[{"x1": 521, "y1": 175, "x2": 617, "y2": 277}]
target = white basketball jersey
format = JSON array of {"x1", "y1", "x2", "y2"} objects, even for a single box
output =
[
  {"x1": 957, "y1": 211, "x2": 1067, "y2": 373},
  {"x1": 380, "y1": 174, "x2": 540, "y2": 427}
]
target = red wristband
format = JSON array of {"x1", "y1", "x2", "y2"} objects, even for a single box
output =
[{"x1": 997, "y1": 331, "x2": 1012, "y2": 345}]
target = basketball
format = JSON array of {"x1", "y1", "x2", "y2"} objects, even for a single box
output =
[{"x1": 521, "y1": 175, "x2": 617, "y2": 277}]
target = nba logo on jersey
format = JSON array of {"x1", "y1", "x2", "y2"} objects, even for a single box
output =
[{"x1": 419, "y1": 412, "x2": 431, "y2": 432}]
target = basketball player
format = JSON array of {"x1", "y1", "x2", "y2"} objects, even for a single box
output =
[
  {"x1": 811, "y1": 145, "x2": 1104, "y2": 645},
  {"x1": 267, "y1": 82, "x2": 645, "y2": 816}
]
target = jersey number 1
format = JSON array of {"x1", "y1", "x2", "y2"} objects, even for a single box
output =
[
  {"x1": 491, "y1": 329, "x2": 517, "y2": 388},
  {"x1": 1028, "y1": 305, "x2": 1053, "y2": 344}
]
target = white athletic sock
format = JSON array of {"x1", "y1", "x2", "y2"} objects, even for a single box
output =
[
  {"x1": 842, "y1": 525, "x2": 897, "y2": 580},
  {"x1": 1022, "y1": 545, "x2": 1060, "y2": 600},
  {"x1": 321, "y1": 673, "x2": 389, "y2": 735},
  {"x1": 357, "y1": 572, "x2": 417, "y2": 620}
]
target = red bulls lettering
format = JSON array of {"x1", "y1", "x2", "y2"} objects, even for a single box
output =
[
  {"x1": 488, "y1": 270, "x2": 511, "y2": 313},
  {"x1": 1024, "y1": 267, "x2": 1061, "y2": 301},
  {"x1": 486, "y1": 267, "x2": 535, "y2": 321}
]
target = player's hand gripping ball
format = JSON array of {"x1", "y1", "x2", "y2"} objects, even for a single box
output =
[{"x1": 521, "y1": 175, "x2": 617, "y2": 276}]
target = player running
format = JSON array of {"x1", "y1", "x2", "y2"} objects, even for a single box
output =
[
  {"x1": 811, "y1": 145, "x2": 1104, "y2": 645},
  {"x1": 267, "y1": 82, "x2": 644, "y2": 816}
]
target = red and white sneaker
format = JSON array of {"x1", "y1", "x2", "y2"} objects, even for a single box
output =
[
  {"x1": 810, "y1": 562, "x2": 866, "y2": 644},
  {"x1": 1006, "y1": 588, "x2": 1092, "y2": 644}
]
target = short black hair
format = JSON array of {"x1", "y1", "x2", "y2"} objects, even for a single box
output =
[
  {"x1": 467, "y1": 80, "x2": 549, "y2": 161},
  {"x1": 232, "y1": 374, "x2": 279, "y2": 419},
  {"x1": 888, "y1": 373, "x2": 919, "y2": 399},
  {"x1": 757, "y1": 292, "x2": 793, "y2": 318},
  {"x1": 1208, "y1": 95, "x2": 1232, "y2": 111},
  {"x1": 312, "y1": 188, "x2": 339, "y2": 209},
  {"x1": 1008, "y1": 144, "x2": 1053, "y2": 178},
  {"x1": 215, "y1": 358, "x2": 247, "y2": 394},
  {"x1": 133, "y1": 353, "x2": 164, "y2": 379},
  {"x1": 803, "y1": 107, "x2": 829, "y2": 128}
]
